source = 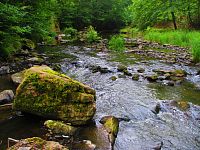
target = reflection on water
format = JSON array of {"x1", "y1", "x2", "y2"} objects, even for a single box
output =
[
  {"x1": 148, "y1": 81, "x2": 200, "y2": 105},
  {"x1": 0, "y1": 115, "x2": 47, "y2": 150},
  {"x1": 0, "y1": 75, "x2": 16, "y2": 92}
]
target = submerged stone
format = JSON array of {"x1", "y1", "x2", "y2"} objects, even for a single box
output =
[
  {"x1": 14, "y1": 66, "x2": 96, "y2": 125},
  {"x1": 7, "y1": 137, "x2": 68, "y2": 150}
]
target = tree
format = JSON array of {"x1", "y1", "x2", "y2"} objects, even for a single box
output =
[
  {"x1": 0, "y1": 2, "x2": 30, "y2": 56},
  {"x1": 128, "y1": 0, "x2": 200, "y2": 30}
]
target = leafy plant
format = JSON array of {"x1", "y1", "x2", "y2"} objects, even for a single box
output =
[
  {"x1": 109, "y1": 35, "x2": 125, "y2": 52},
  {"x1": 63, "y1": 27, "x2": 78, "y2": 41},
  {"x1": 86, "y1": 26, "x2": 100, "y2": 43}
]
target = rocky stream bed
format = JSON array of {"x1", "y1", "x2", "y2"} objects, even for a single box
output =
[{"x1": 0, "y1": 39, "x2": 200, "y2": 150}]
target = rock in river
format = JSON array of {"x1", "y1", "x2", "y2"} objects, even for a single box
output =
[
  {"x1": 44, "y1": 120, "x2": 77, "y2": 135},
  {"x1": 8, "y1": 137, "x2": 68, "y2": 150},
  {"x1": 14, "y1": 66, "x2": 96, "y2": 125},
  {"x1": 0, "y1": 66, "x2": 10, "y2": 75},
  {"x1": 11, "y1": 71, "x2": 25, "y2": 85},
  {"x1": 100, "y1": 116, "x2": 119, "y2": 148},
  {"x1": 0, "y1": 90, "x2": 14, "y2": 105}
]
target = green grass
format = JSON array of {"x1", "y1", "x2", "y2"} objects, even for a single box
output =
[
  {"x1": 108, "y1": 35, "x2": 125, "y2": 52},
  {"x1": 142, "y1": 28, "x2": 200, "y2": 62}
]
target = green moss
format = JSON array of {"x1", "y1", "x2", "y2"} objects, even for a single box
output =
[
  {"x1": 44, "y1": 120, "x2": 77, "y2": 135},
  {"x1": 25, "y1": 137, "x2": 46, "y2": 148},
  {"x1": 14, "y1": 66, "x2": 96, "y2": 125},
  {"x1": 132, "y1": 74, "x2": 140, "y2": 81},
  {"x1": 100, "y1": 116, "x2": 119, "y2": 137},
  {"x1": 171, "y1": 69, "x2": 187, "y2": 77}
]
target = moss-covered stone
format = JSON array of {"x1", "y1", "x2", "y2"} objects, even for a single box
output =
[
  {"x1": 100, "y1": 116, "x2": 119, "y2": 147},
  {"x1": 132, "y1": 74, "x2": 140, "y2": 81},
  {"x1": 117, "y1": 65, "x2": 127, "y2": 72},
  {"x1": 137, "y1": 68, "x2": 145, "y2": 73},
  {"x1": 146, "y1": 74, "x2": 158, "y2": 82},
  {"x1": 110, "y1": 76, "x2": 117, "y2": 81},
  {"x1": 14, "y1": 66, "x2": 96, "y2": 125},
  {"x1": 123, "y1": 70, "x2": 132, "y2": 76},
  {"x1": 44, "y1": 120, "x2": 77, "y2": 135},
  {"x1": 177, "y1": 101, "x2": 190, "y2": 111},
  {"x1": 171, "y1": 69, "x2": 187, "y2": 77},
  {"x1": 8, "y1": 137, "x2": 68, "y2": 150}
]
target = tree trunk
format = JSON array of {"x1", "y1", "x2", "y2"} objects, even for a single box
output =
[
  {"x1": 171, "y1": 11, "x2": 177, "y2": 30},
  {"x1": 169, "y1": 0, "x2": 177, "y2": 30},
  {"x1": 198, "y1": 0, "x2": 200, "y2": 27}
]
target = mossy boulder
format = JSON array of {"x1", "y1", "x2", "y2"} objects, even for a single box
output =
[
  {"x1": 8, "y1": 137, "x2": 68, "y2": 150},
  {"x1": 44, "y1": 120, "x2": 77, "y2": 135},
  {"x1": 14, "y1": 66, "x2": 96, "y2": 125}
]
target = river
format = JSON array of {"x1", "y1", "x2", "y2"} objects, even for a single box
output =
[{"x1": 0, "y1": 44, "x2": 200, "y2": 150}]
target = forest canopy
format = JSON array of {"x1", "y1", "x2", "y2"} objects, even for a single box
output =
[{"x1": 0, "y1": 0, "x2": 200, "y2": 56}]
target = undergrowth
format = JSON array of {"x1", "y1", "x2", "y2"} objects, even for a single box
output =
[{"x1": 109, "y1": 35, "x2": 125, "y2": 52}]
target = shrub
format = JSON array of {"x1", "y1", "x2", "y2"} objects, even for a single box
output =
[
  {"x1": 63, "y1": 27, "x2": 78, "y2": 41},
  {"x1": 109, "y1": 35, "x2": 125, "y2": 52},
  {"x1": 86, "y1": 26, "x2": 100, "y2": 43}
]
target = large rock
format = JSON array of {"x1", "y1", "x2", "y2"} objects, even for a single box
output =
[
  {"x1": 14, "y1": 66, "x2": 96, "y2": 125},
  {"x1": 0, "y1": 90, "x2": 14, "y2": 105},
  {"x1": 8, "y1": 137, "x2": 68, "y2": 150}
]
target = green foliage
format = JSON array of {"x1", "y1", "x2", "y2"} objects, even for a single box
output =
[
  {"x1": 191, "y1": 40, "x2": 200, "y2": 63},
  {"x1": 63, "y1": 27, "x2": 78, "y2": 41},
  {"x1": 0, "y1": 2, "x2": 29, "y2": 56},
  {"x1": 120, "y1": 27, "x2": 141, "y2": 38},
  {"x1": 143, "y1": 28, "x2": 200, "y2": 62},
  {"x1": 109, "y1": 35, "x2": 125, "y2": 52},
  {"x1": 128, "y1": 0, "x2": 200, "y2": 30},
  {"x1": 58, "y1": 0, "x2": 131, "y2": 30},
  {"x1": 86, "y1": 26, "x2": 100, "y2": 43}
]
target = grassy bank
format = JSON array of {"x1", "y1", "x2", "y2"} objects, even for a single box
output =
[{"x1": 121, "y1": 28, "x2": 200, "y2": 62}]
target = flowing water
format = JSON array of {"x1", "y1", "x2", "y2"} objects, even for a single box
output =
[{"x1": 0, "y1": 45, "x2": 200, "y2": 150}]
